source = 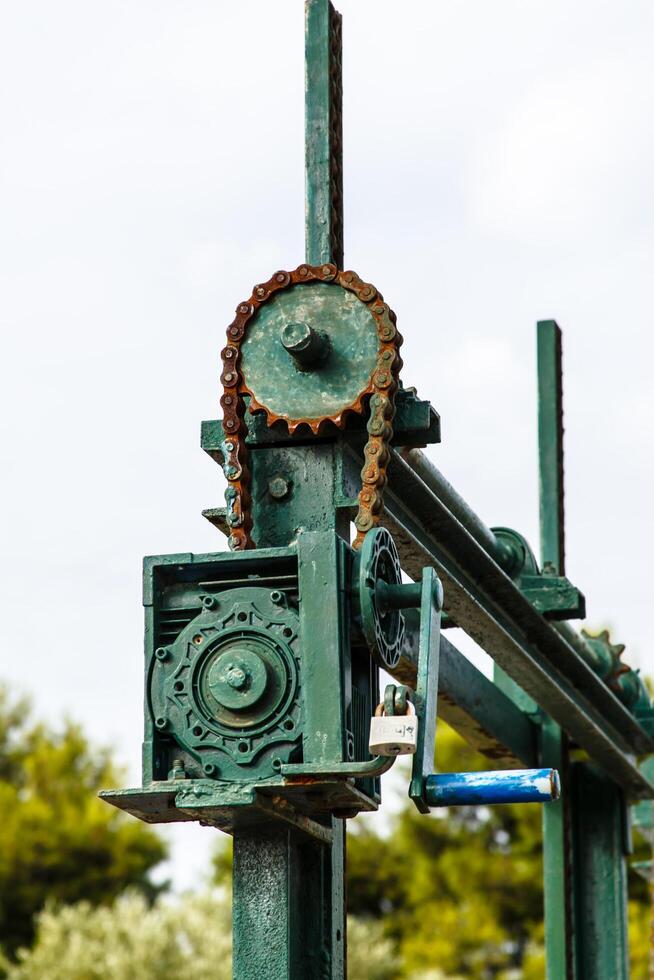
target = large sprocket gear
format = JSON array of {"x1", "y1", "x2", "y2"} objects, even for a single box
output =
[{"x1": 220, "y1": 263, "x2": 403, "y2": 551}]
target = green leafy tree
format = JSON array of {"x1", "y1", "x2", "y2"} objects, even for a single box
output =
[
  {"x1": 0, "y1": 686, "x2": 166, "y2": 956},
  {"x1": 0, "y1": 891, "x2": 398, "y2": 980}
]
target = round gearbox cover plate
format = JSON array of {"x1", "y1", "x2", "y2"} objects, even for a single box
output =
[{"x1": 239, "y1": 281, "x2": 379, "y2": 426}]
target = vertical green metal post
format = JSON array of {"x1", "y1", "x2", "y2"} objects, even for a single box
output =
[
  {"x1": 305, "y1": 0, "x2": 343, "y2": 268},
  {"x1": 233, "y1": 822, "x2": 345, "y2": 978},
  {"x1": 231, "y1": 5, "x2": 346, "y2": 977},
  {"x1": 537, "y1": 319, "x2": 630, "y2": 978},
  {"x1": 541, "y1": 717, "x2": 576, "y2": 979},
  {"x1": 303, "y1": 3, "x2": 346, "y2": 972},
  {"x1": 571, "y1": 764, "x2": 629, "y2": 980},
  {"x1": 537, "y1": 318, "x2": 576, "y2": 978},
  {"x1": 537, "y1": 319, "x2": 565, "y2": 577}
]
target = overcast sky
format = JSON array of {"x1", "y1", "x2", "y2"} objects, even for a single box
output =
[{"x1": 2, "y1": 0, "x2": 653, "y2": 890}]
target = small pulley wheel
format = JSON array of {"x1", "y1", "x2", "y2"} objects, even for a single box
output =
[{"x1": 357, "y1": 527, "x2": 405, "y2": 671}]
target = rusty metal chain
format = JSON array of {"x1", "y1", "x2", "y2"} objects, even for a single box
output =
[{"x1": 220, "y1": 263, "x2": 402, "y2": 551}]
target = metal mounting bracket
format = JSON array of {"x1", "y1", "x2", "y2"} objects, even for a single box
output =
[{"x1": 408, "y1": 567, "x2": 443, "y2": 813}]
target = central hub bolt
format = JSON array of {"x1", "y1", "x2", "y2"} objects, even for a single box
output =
[
  {"x1": 207, "y1": 646, "x2": 268, "y2": 712},
  {"x1": 280, "y1": 321, "x2": 330, "y2": 369},
  {"x1": 225, "y1": 665, "x2": 247, "y2": 689}
]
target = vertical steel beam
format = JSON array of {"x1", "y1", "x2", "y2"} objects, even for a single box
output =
[
  {"x1": 571, "y1": 764, "x2": 629, "y2": 980},
  {"x1": 537, "y1": 319, "x2": 630, "y2": 977},
  {"x1": 232, "y1": 12, "x2": 346, "y2": 973},
  {"x1": 537, "y1": 319, "x2": 565, "y2": 576},
  {"x1": 541, "y1": 718, "x2": 576, "y2": 980},
  {"x1": 305, "y1": 0, "x2": 343, "y2": 267},
  {"x1": 233, "y1": 823, "x2": 345, "y2": 978},
  {"x1": 537, "y1": 318, "x2": 577, "y2": 978}
]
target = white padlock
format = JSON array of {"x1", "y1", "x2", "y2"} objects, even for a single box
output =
[{"x1": 368, "y1": 702, "x2": 419, "y2": 757}]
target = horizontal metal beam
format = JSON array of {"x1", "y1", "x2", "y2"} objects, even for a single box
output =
[
  {"x1": 437, "y1": 637, "x2": 539, "y2": 768},
  {"x1": 372, "y1": 448, "x2": 654, "y2": 799}
]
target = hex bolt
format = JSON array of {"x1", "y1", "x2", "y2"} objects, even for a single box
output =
[
  {"x1": 170, "y1": 757, "x2": 186, "y2": 780},
  {"x1": 268, "y1": 476, "x2": 291, "y2": 500},
  {"x1": 280, "y1": 321, "x2": 331, "y2": 369}
]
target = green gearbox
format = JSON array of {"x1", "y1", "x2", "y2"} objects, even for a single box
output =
[{"x1": 151, "y1": 586, "x2": 302, "y2": 782}]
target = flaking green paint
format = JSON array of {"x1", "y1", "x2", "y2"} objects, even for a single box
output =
[{"x1": 239, "y1": 282, "x2": 379, "y2": 421}]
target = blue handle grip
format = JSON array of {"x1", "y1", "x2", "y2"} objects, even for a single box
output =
[{"x1": 425, "y1": 768, "x2": 561, "y2": 807}]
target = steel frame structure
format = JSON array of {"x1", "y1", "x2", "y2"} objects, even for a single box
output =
[
  {"x1": 230, "y1": 4, "x2": 652, "y2": 975},
  {"x1": 104, "y1": 3, "x2": 654, "y2": 977}
]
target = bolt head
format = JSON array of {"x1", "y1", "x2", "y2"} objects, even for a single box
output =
[
  {"x1": 268, "y1": 476, "x2": 290, "y2": 500},
  {"x1": 225, "y1": 665, "x2": 247, "y2": 690}
]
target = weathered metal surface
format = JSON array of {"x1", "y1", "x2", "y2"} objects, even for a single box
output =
[
  {"x1": 201, "y1": 387, "x2": 440, "y2": 459},
  {"x1": 305, "y1": 0, "x2": 343, "y2": 269},
  {"x1": 409, "y1": 568, "x2": 442, "y2": 813},
  {"x1": 220, "y1": 263, "x2": 402, "y2": 551},
  {"x1": 240, "y1": 283, "x2": 380, "y2": 420},
  {"x1": 538, "y1": 319, "x2": 566, "y2": 576},
  {"x1": 100, "y1": 779, "x2": 362, "y2": 840},
  {"x1": 537, "y1": 318, "x2": 574, "y2": 979},
  {"x1": 232, "y1": 825, "x2": 345, "y2": 979},
  {"x1": 282, "y1": 754, "x2": 395, "y2": 779},
  {"x1": 377, "y1": 448, "x2": 654, "y2": 760},
  {"x1": 571, "y1": 764, "x2": 629, "y2": 980},
  {"x1": 541, "y1": 719, "x2": 576, "y2": 980},
  {"x1": 518, "y1": 573, "x2": 585, "y2": 619},
  {"x1": 425, "y1": 767, "x2": 560, "y2": 807},
  {"x1": 296, "y1": 531, "x2": 347, "y2": 767},
  {"x1": 357, "y1": 526, "x2": 407, "y2": 672}
]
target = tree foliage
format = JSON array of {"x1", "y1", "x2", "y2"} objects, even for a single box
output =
[
  {"x1": 0, "y1": 892, "x2": 398, "y2": 980},
  {"x1": 0, "y1": 686, "x2": 166, "y2": 956},
  {"x1": 0, "y1": 681, "x2": 650, "y2": 978}
]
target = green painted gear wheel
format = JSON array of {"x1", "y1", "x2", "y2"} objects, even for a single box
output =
[{"x1": 239, "y1": 281, "x2": 380, "y2": 428}]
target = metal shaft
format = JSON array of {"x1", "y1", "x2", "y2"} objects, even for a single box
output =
[{"x1": 399, "y1": 447, "x2": 516, "y2": 571}]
